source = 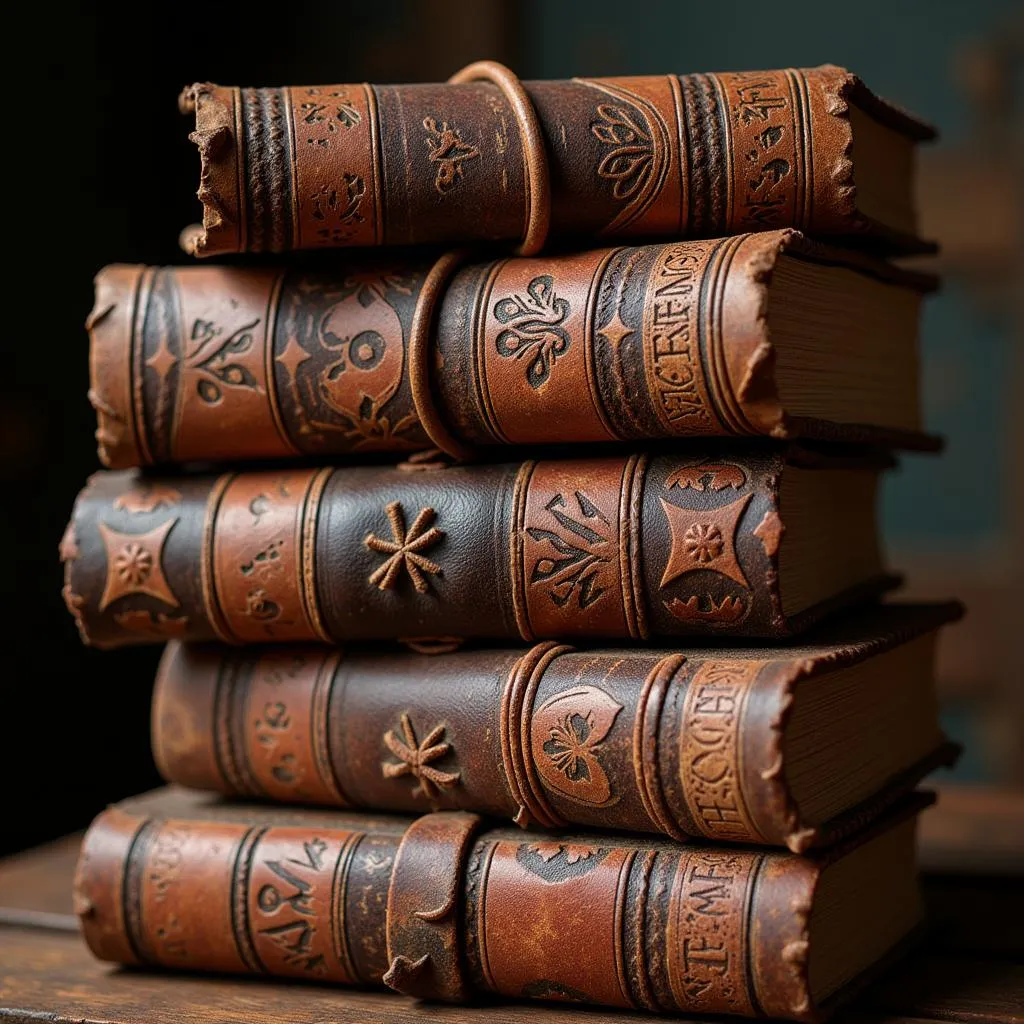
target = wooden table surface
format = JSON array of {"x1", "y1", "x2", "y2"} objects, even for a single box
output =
[{"x1": 1, "y1": 786, "x2": 1021, "y2": 1024}]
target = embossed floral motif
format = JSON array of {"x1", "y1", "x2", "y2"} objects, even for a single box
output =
[
  {"x1": 381, "y1": 713, "x2": 460, "y2": 800},
  {"x1": 243, "y1": 588, "x2": 282, "y2": 622},
  {"x1": 364, "y1": 501, "x2": 444, "y2": 593},
  {"x1": 114, "y1": 542, "x2": 153, "y2": 586},
  {"x1": 113, "y1": 486, "x2": 182, "y2": 515},
  {"x1": 666, "y1": 464, "x2": 746, "y2": 493},
  {"x1": 310, "y1": 174, "x2": 366, "y2": 244},
  {"x1": 493, "y1": 275, "x2": 572, "y2": 390},
  {"x1": 342, "y1": 271, "x2": 415, "y2": 301},
  {"x1": 532, "y1": 685, "x2": 622, "y2": 807},
  {"x1": 299, "y1": 87, "x2": 362, "y2": 141},
  {"x1": 278, "y1": 276, "x2": 421, "y2": 452},
  {"x1": 528, "y1": 491, "x2": 611, "y2": 611},
  {"x1": 683, "y1": 523, "x2": 724, "y2": 564},
  {"x1": 590, "y1": 103, "x2": 654, "y2": 202},
  {"x1": 663, "y1": 594, "x2": 747, "y2": 625},
  {"x1": 187, "y1": 317, "x2": 263, "y2": 405},
  {"x1": 528, "y1": 841, "x2": 595, "y2": 865},
  {"x1": 423, "y1": 116, "x2": 480, "y2": 193}
]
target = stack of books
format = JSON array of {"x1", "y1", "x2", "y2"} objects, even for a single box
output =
[{"x1": 65, "y1": 62, "x2": 961, "y2": 1020}]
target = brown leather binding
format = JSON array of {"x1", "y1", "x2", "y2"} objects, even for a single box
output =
[
  {"x1": 178, "y1": 65, "x2": 933, "y2": 258},
  {"x1": 86, "y1": 230, "x2": 937, "y2": 469},
  {"x1": 61, "y1": 449, "x2": 897, "y2": 647},
  {"x1": 74, "y1": 788, "x2": 931, "y2": 1020},
  {"x1": 150, "y1": 603, "x2": 960, "y2": 848}
]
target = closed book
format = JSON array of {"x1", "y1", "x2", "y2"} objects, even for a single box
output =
[
  {"x1": 179, "y1": 64, "x2": 933, "y2": 258},
  {"x1": 75, "y1": 787, "x2": 931, "y2": 1020},
  {"x1": 62, "y1": 449, "x2": 896, "y2": 646},
  {"x1": 152, "y1": 603, "x2": 960, "y2": 850},
  {"x1": 88, "y1": 230, "x2": 937, "y2": 469}
]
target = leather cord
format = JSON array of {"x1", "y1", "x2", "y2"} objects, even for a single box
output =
[
  {"x1": 448, "y1": 60, "x2": 551, "y2": 256},
  {"x1": 408, "y1": 250, "x2": 475, "y2": 461}
]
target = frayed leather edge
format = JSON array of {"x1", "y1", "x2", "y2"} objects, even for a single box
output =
[
  {"x1": 732, "y1": 231, "x2": 791, "y2": 439},
  {"x1": 61, "y1": 473, "x2": 108, "y2": 648},
  {"x1": 180, "y1": 82, "x2": 236, "y2": 257},
  {"x1": 783, "y1": 890, "x2": 814, "y2": 1018},
  {"x1": 822, "y1": 68, "x2": 860, "y2": 228}
]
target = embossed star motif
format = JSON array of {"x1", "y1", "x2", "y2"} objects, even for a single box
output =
[
  {"x1": 659, "y1": 494, "x2": 751, "y2": 590},
  {"x1": 381, "y1": 713, "x2": 460, "y2": 800},
  {"x1": 97, "y1": 520, "x2": 180, "y2": 612},
  {"x1": 599, "y1": 306, "x2": 633, "y2": 348},
  {"x1": 364, "y1": 501, "x2": 444, "y2": 593},
  {"x1": 275, "y1": 336, "x2": 311, "y2": 382},
  {"x1": 145, "y1": 337, "x2": 178, "y2": 382}
]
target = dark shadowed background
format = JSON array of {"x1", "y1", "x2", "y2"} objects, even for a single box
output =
[{"x1": 4, "y1": 0, "x2": 1021, "y2": 856}]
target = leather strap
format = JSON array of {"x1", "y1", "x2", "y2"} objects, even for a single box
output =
[{"x1": 384, "y1": 811, "x2": 482, "y2": 1002}]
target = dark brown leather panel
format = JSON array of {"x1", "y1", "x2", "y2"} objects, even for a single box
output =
[
  {"x1": 181, "y1": 66, "x2": 933, "y2": 258},
  {"x1": 88, "y1": 234, "x2": 937, "y2": 469},
  {"x1": 313, "y1": 460, "x2": 520, "y2": 641}
]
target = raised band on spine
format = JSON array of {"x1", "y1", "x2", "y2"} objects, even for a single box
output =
[
  {"x1": 201, "y1": 473, "x2": 238, "y2": 643},
  {"x1": 130, "y1": 268, "x2": 157, "y2": 467},
  {"x1": 709, "y1": 234, "x2": 760, "y2": 435},
  {"x1": 408, "y1": 250, "x2": 474, "y2": 460},
  {"x1": 263, "y1": 270, "x2": 301, "y2": 456},
  {"x1": 311, "y1": 649, "x2": 351, "y2": 804},
  {"x1": 634, "y1": 654, "x2": 688, "y2": 839},
  {"x1": 301, "y1": 467, "x2": 334, "y2": 642},
  {"x1": 448, "y1": 61, "x2": 551, "y2": 256},
  {"x1": 499, "y1": 641, "x2": 568, "y2": 827},
  {"x1": 509, "y1": 459, "x2": 536, "y2": 641},
  {"x1": 500, "y1": 642, "x2": 571, "y2": 829}
]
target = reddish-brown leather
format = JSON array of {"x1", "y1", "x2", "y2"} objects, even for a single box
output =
[
  {"x1": 74, "y1": 788, "x2": 928, "y2": 1020},
  {"x1": 178, "y1": 65, "x2": 934, "y2": 258},
  {"x1": 150, "y1": 603, "x2": 959, "y2": 849},
  {"x1": 61, "y1": 449, "x2": 898, "y2": 647},
  {"x1": 86, "y1": 231, "x2": 937, "y2": 470}
]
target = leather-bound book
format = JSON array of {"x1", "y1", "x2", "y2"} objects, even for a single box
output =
[
  {"x1": 75, "y1": 786, "x2": 930, "y2": 1020},
  {"x1": 179, "y1": 64, "x2": 934, "y2": 258},
  {"x1": 62, "y1": 449, "x2": 897, "y2": 646},
  {"x1": 88, "y1": 231, "x2": 937, "y2": 469},
  {"x1": 152, "y1": 603, "x2": 960, "y2": 850}
]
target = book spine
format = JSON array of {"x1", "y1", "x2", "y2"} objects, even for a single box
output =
[
  {"x1": 87, "y1": 234, "x2": 793, "y2": 470},
  {"x1": 152, "y1": 641, "x2": 812, "y2": 846},
  {"x1": 180, "y1": 66, "x2": 871, "y2": 258},
  {"x1": 61, "y1": 453, "x2": 835, "y2": 647},
  {"x1": 75, "y1": 806, "x2": 817, "y2": 1018}
]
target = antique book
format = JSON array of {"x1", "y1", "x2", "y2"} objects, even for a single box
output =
[
  {"x1": 62, "y1": 449, "x2": 898, "y2": 646},
  {"x1": 88, "y1": 231, "x2": 937, "y2": 469},
  {"x1": 75, "y1": 786, "x2": 930, "y2": 1020},
  {"x1": 152, "y1": 603, "x2": 960, "y2": 850},
  {"x1": 179, "y1": 63, "x2": 934, "y2": 258}
]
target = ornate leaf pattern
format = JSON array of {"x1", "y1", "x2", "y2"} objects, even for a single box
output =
[
  {"x1": 591, "y1": 103, "x2": 654, "y2": 201},
  {"x1": 188, "y1": 317, "x2": 263, "y2": 405},
  {"x1": 493, "y1": 275, "x2": 572, "y2": 390}
]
